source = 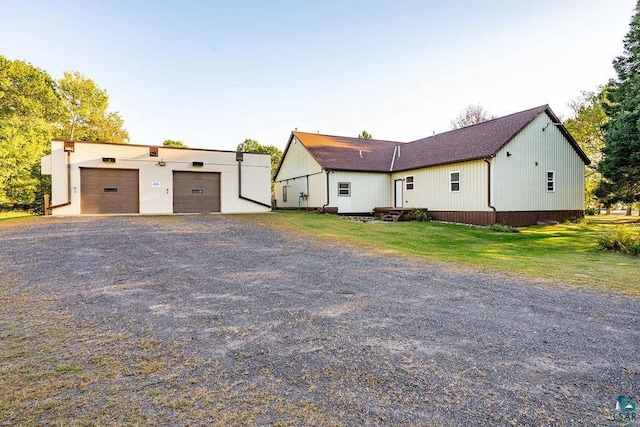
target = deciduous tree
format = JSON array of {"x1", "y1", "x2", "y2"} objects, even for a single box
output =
[
  {"x1": 237, "y1": 139, "x2": 282, "y2": 184},
  {"x1": 162, "y1": 139, "x2": 187, "y2": 148},
  {"x1": 57, "y1": 71, "x2": 129, "y2": 143},
  {"x1": 358, "y1": 130, "x2": 372, "y2": 139},
  {"x1": 450, "y1": 104, "x2": 495, "y2": 129},
  {"x1": 0, "y1": 56, "x2": 63, "y2": 204},
  {"x1": 563, "y1": 87, "x2": 610, "y2": 208}
]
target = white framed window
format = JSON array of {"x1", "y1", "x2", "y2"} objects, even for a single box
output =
[
  {"x1": 450, "y1": 171, "x2": 460, "y2": 192},
  {"x1": 405, "y1": 175, "x2": 414, "y2": 191},
  {"x1": 282, "y1": 186, "x2": 288, "y2": 202},
  {"x1": 338, "y1": 182, "x2": 351, "y2": 197},
  {"x1": 546, "y1": 171, "x2": 555, "y2": 192}
]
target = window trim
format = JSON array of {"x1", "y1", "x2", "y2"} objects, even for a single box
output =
[
  {"x1": 450, "y1": 171, "x2": 460, "y2": 193},
  {"x1": 282, "y1": 185, "x2": 288, "y2": 202},
  {"x1": 338, "y1": 182, "x2": 351, "y2": 197},
  {"x1": 405, "y1": 175, "x2": 415, "y2": 191},
  {"x1": 546, "y1": 171, "x2": 556, "y2": 192}
]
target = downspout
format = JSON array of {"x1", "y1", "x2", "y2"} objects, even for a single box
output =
[
  {"x1": 484, "y1": 158, "x2": 496, "y2": 223},
  {"x1": 237, "y1": 154, "x2": 272, "y2": 208},
  {"x1": 49, "y1": 150, "x2": 72, "y2": 209},
  {"x1": 322, "y1": 170, "x2": 330, "y2": 211}
]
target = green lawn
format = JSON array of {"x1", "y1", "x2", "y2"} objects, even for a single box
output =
[
  {"x1": 247, "y1": 211, "x2": 640, "y2": 297},
  {"x1": 0, "y1": 211, "x2": 37, "y2": 221}
]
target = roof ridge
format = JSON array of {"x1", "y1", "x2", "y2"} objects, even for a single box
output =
[
  {"x1": 293, "y1": 131, "x2": 405, "y2": 145},
  {"x1": 410, "y1": 104, "x2": 549, "y2": 142}
]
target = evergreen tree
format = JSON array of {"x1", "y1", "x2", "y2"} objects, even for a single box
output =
[{"x1": 600, "y1": 2, "x2": 640, "y2": 215}]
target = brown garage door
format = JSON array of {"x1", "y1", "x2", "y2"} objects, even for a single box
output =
[
  {"x1": 81, "y1": 168, "x2": 139, "y2": 214},
  {"x1": 173, "y1": 171, "x2": 221, "y2": 213}
]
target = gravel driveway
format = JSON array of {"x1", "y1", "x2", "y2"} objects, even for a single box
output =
[{"x1": 1, "y1": 214, "x2": 638, "y2": 425}]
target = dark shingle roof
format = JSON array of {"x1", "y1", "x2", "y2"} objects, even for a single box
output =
[
  {"x1": 291, "y1": 132, "x2": 402, "y2": 172},
  {"x1": 394, "y1": 105, "x2": 589, "y2": 170},
  {"x1": 284, "y1": 105, "x2": 589, "y2": 175}
]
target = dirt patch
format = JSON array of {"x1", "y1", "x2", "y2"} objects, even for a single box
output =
[{"x1": 1, "y1": 215, "x2": 638, "y2": 425}]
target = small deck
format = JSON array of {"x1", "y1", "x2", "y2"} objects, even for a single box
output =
[{"x1": 373, "y1": 207, "x2": 424, "y2": 222}]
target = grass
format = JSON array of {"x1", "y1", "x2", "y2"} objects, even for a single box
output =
[
  {"x1": 245, "y1": 211, "x2": 640, "y2": 297},
  {"x1": 0, "y1": 210, "x2": 37, "y2": 220}
]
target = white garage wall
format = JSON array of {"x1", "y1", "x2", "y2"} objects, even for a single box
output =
[{"x1": 42, "y1": 141, "x2": 271, "y2": 215}]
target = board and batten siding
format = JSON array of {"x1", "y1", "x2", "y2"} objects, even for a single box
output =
[
  {"x1": 392, "y1": 159, "x2": 491, "y2": 212},
  {"x1": 274, "y1": 136, "x2": 326, "y2": 209},
  {"x1": 492, "y1": 112, "x2": 585, "y2": 212},
  {"x1": 328, "y1": 171, "x2": 391, "y2": 213}
]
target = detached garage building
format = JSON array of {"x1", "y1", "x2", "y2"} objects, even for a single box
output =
[{"x1": 41, "y1": 140, "x2": 271, "y2": 215}]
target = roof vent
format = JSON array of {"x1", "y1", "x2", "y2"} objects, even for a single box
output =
[{"x1": 359, "y1": 150, "x2": 363, "y2": 158}]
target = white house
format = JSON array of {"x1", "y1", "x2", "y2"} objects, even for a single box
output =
[
  {"x1": 41, "y1": 140, "x2": 271, "y2": 215},
  {"x1": 274, "y1": 105, "x2": 590, "y2": 226}
]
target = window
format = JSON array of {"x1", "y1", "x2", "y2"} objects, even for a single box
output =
[
  {"x1": 547, "y1": 171, "x2": 555, "y2": 192},
  {"x1": 282, "y1": 186, "x2": 288, "y2": 202},
  {"x1": 405, "y1": 175, "x2": 414, "y2": 191},
  {"x1": 450, "y1": 171, "x2": 460, "y2": 192},
  {"x1": 338, "y1": 182, "x2": 351, "y2": 197}
]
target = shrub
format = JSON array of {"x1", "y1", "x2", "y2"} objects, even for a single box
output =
[
  {"x1": 598, "y1": 226, "x2": 640, "y2": 256},
  {"x1": 585, "y1": 206, "x2": 599, "y2": 216},
  {"x1": 406, "y1": 208, "x2": 430, "y2": 222},
  {"x1": 488, "y1": 223, "x2": 520, "y2": 233}
]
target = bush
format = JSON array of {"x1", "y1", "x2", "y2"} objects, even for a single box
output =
[
  {"x1": 585, "y1": 206, "x2": 599, "y2": 216},
  {"x1": 406, "y1": 208, "x2": 430, "y2": 222},
  {"x1": 598, "y1": 226, "x2": 640, "y2": 256},
  {"x1": 488, "y1": 223, "x2": 520, "y2": 233}
]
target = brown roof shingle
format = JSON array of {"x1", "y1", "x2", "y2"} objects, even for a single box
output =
[
  {"x1": 291, "y1": 132, "x2": 402, "y2": 172},
  {"x1": 393, "y1": 105, "x2": 590, "y2": 170},
  {"x1": 286, "y1": 105, "x2": 589, "y2": 175}
]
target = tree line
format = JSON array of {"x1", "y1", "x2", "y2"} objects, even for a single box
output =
[
  {"x1": 565, "y1": 1, "x2": 640, "y2": 215},
  {"x1": 0, "y1": 57, "x2": 128, "y2": 205}
]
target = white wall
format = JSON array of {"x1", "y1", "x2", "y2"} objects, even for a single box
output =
[
  {"x1": 392, "y1": 159, "x2": 491, "y2": 211},
  {"x1": 42, "y1": 141, "x2": 271, "y2": 214},
  {"x1": 274, "y1": 136, "x2": 326, "y2": 208},
  {"x1": 492, "y1": 113, "x2": 585, "y2": 211},
  {"x1": 328, "y1": 171, "x2": 391, "y2": 213}
]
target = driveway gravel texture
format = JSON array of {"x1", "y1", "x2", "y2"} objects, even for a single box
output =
[{"x1": 1, "y1": 214, "x2": 639, "y2": 426}]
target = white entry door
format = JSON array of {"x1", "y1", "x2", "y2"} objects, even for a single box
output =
[{"x1": 394, "y1": 179, "x2": 403, "y2": 207}]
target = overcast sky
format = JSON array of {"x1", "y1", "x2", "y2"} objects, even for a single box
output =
[{"x1": 1, "y1": 1, "x2": 636, "y2": 150}]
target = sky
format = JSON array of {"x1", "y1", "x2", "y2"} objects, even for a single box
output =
[{"x1": 1, "y1": 1, "x2": 637, "y2": 151}]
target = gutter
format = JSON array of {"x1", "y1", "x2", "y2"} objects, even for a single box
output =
[{"x1": 237, "y1": 154, "x2": 272, "y2": 208}]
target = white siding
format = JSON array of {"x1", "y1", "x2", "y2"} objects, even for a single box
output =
[
  {"x1": 42, "y1": 141, "x2": 271, "y2": 215},
  {"x1": 275, "y1": 171, "x2": 327, "y2": 209},
  {"x1": 392, "y1": 160, "x2": 491, "y2": 211},
  {"x1": 275, "y1": 137, "x2": 323, "y2": 181},
  {"x1": 328, "y1": 171, "x2": 391, "y2": 213},
  {"x1": 492, "y1": 113, "x2": 585, "y2": 211},
  {"x1": 274, "y1": 136, "x2": 325, "y2": 208}
]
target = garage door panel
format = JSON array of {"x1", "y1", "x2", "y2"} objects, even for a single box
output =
[
  {"x1": 81, "y1": 168, "x2": 139, "y2": 214},
  {"x1": 173, "y1": 171, "x2": 220, "y2": 213}
]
